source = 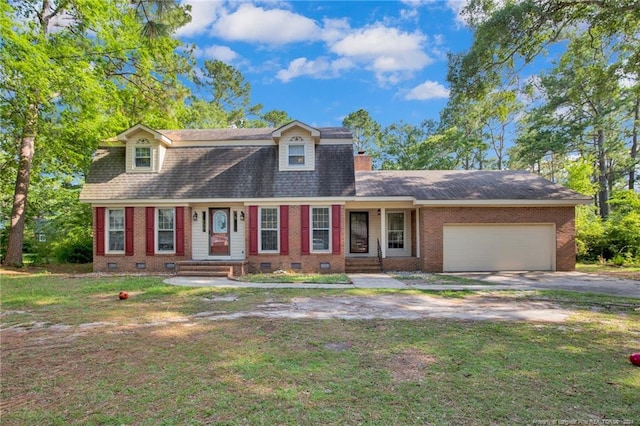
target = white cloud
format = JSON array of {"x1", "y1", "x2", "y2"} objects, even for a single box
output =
[
  {"x1": 329, "y1": 25, "x2": 432, "y2": 84},
  {"x1": 195, "y1": 45, "x2": 238, "y2": 62},
  {"x1": 404, "y1": 80, "x2": 450, "y2": 100},
  {"x1": 213, "y1": 3, "x2": 320, "y2": 44},
  {"x1": 176, "y1": 0, "x2": 223, "y2": 37},
  {"x1": 276, "y1": 56, "x2": 354, "y2": 83}
]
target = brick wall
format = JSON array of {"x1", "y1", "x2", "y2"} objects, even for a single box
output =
[
  {"x1": 246, "y1": 205, "x2": 346, "y2": 273},
  {"x1": 419, "y1": 206, "x2": 576, "y2": 272},
  {"x1": 92, "y1": 206, "x2": 192, "y2": 273}
]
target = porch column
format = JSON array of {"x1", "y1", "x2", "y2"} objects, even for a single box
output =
[
  {"x1": 380, "y1": 207, "x2": 386, "y2": 258},
  {"x1": 415, "y1": 207, "x2": 420, "y2": 258}
]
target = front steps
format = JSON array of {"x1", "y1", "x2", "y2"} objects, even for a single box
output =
[
  {"x1": 176, "y1": 261, "x2": 233, "y2": 278},
  {"x1": 345, "y1": 257, "x2": 382, "y2": 273}
]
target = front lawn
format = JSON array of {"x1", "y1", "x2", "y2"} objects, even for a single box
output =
[
  {"x1": 238, "y1": 271, "x2": 351, "y2": 284},
  {"x1": 1, "y1": 272, "x2": 639, "y2": 425}
]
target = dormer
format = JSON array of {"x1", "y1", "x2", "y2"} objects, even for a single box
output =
[
  {"x1": 116, "y1": 124, "x2": 172, "y2": 173},
  {"x1": 272, "y1": 121, "x2": 320, "y2": 172}
]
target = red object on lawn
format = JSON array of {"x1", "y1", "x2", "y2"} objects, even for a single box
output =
[
  {"x1": 630, "y1": 353, "x2": 640, "y2": 366},
  {"x1": 119, "y1": 291, "x2": 129, "y2": 300}
]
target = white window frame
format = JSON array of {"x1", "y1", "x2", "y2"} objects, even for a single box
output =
[
  {"x1": 107, "y1": 208, "x2": 125, "y2": 253},
  {"x1": 134, "y1": 146, "x2": 152, "y2": 168},
  {"x1": 288, "y1": 143, "x2": 305, "y2": 166},
  {"x1": 311, "y1": 206, "x2": 331, "y2": 253},
  {"x1": 259, "y1": 207, "x2": 279, "y2": 253},
  {"x1": 156, "y1": 208, "x2": 175, "y2": 253},
  {"x1": 387, "y1": 211, "x2": 405, "y2": 250}
]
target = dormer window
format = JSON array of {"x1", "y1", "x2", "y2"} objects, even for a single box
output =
[
  {"x1": 135, "y1": 147, "x2": 151, "y2": 167},
  {"x1": 134, "y1": 138, "x2": 152, "y2": 169},
  {"x1": 277, "y1": 133, "x2": 315, "y2": 171},
  {"x1": 288, "y1": 143, "x2": 305, "y2": 166}
]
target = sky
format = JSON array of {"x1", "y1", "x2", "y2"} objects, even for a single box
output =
[{"x1": 176, "y1": 0, "x2": 473, "y2": 128}]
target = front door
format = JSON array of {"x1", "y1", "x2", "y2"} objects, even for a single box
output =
[
  {"x1": 210, "y1": 208, "x2": 230, "y2": 255},
  {"x1": 350, "y1": 212, "x2": 369, "y2": 253}
]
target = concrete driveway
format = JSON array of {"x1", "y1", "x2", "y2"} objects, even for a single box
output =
[{"x1": 446, "y1": 271, "x2": 640, "y2": 298}]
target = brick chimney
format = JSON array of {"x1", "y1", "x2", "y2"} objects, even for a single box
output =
[{"x1": 354, "y1": 151, "x2": 372, "y2": 171}]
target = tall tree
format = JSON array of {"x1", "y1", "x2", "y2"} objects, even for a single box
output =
[
  {"x1": 342, "y1": 109, "x2": 382, "y2": 154},
  {"x1": 193, "y1": 60, "x2": 263, "y2": 127},
  {"x1": 1, "y1": 0, "x2": 192, "y2": 265}
]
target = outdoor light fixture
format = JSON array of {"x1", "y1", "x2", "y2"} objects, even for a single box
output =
[
  {"x1": 240, "y1": 211, "x2": 245, "y2": 221},
  {"x1": 377, "y1": 209, "x2": 381, "y2": 215},
  {"x1": 192, "y1": 211, "x2": 198, "y2": 221}
]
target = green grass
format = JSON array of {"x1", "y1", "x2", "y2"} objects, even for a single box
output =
[
  {"x1": 238, "y1": 272, "x2": 351, "y2": 284},
  {"x1": 1, "y1": 272, "x2": 639, "y2": 425}
]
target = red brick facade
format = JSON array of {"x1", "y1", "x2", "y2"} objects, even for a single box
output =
[
  {"x1": 92, "y1": 206, "x2": 192, "y2": 273},
  {"x1": 92, "y1": 205, "x2": 577, "y2": 274},
  {"x1": 419, "y1": 206, "x2": 576, "y2": 272},
  {"x1": 246, "y1": 205, "x2": 346, "y2": 273}
]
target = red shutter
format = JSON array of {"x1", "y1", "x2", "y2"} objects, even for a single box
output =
[
  {"x1": 146, "y1": 207, "x2": 155, "y2": 256},
  {"x1": 332, "y1": 205, "x2": 341, "y2": 254},
  {"x1": 96, "y1": 207, "x2": 105, "y2": 256},
  {"x1": 175, "y1": 207, "x2": 185, "y2": 256},
  {"x1": 125, "y1": 207, "x2": 134, "y2": 256},
  {"x1": 280, "y1": 205, "x2": 289, "y2": 255},
  {"x1": 301, "y1": 205, "x2": 310, "y2": 255},
  {"x1": 249, "y1": 206, "x2": 258, "y2": 255}
]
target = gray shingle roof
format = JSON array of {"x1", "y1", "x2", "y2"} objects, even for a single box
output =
[
  {"x1": 156, "y1": 127, "x2": 351, "y2": 141},
  {"x1": 80, "y1": 145, "x2": 356, "y2": 200},
  {"x1": 355, "y1": 170, "x2": 590, "y2": 201}
]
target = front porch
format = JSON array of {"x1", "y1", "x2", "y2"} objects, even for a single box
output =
[{"x1": 345, "y1": 205, "x2": 421, "y2": 271}]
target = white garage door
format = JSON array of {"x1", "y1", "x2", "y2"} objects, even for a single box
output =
[{"x1": 443, "y1": 224, "x2": 555, "y2": 272}]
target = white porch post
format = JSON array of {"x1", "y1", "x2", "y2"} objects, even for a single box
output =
[
  {"x1": 380, "y1": 207, "x2": 386, "y2": 258},
  {"x1": 415, "y1": 207, "x2": 420, "y2": 258}
]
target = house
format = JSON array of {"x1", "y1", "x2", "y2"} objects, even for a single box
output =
[{"x1": 79, "y1": 120, "x2": 591, "y2": 276}]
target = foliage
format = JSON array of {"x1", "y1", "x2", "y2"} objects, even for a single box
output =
[
  {"x1": 576, "y1": 190, "x2": 640, "y2": 262},
  {"x1": 342, "y1": 109, "x2": 382, "y2": 155}
]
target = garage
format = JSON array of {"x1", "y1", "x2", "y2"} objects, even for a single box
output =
[{"x1": 443, "y1": 224, "x2": 556, "y2": 272}]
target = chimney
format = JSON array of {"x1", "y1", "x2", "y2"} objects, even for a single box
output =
[{"x1": 354, "y1": 151, "x2": 372, "y2": 171}]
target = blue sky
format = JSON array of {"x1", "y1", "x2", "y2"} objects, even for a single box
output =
[{"x1": 177, "y1": 0, "x2": 473, "y2": 128}]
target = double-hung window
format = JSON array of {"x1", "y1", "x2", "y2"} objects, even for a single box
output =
[
  {"x1": 157, "y1": 208, "x2": 175, "y2": 252},
  {"x1": 311, "y1": 207, "x2": 330, "y2": 251},
  {"x1": 387, "y1": 212, "x2": 405, "y2": 249},
  {"x1": 259, "y1": 207, "x2": 278, "y2": 252},
  {"x1": 288, "y1": 144, "x2": 305, "y2": 165},
  {"x1": 135, "y1": 147, "x2": 151, "y2": 168},
  {"x1": 107, "y1": 208, "x2": 125, "y2": 253}
]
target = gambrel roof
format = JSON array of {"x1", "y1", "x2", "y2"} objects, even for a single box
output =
[{"x1": 81, "y1": 145, "x2": 356, "y2": 201}]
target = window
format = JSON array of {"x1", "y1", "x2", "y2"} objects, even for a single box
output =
[
  {"x1": 260, "y1": 207, "x2": 278, "y2": 252},
  {"x1": 312, "y1": 207, "x2": 330, "y2": 251},
  {"x1": 135, "y1": 146, "x2": 151, "y2": 168},
  {"x1": 107, "y1": 208, "x2": 125, "y2": 252},
  {"x1": 157, "y1": 208, "x2": 175, "y2": 252},
  {"x1": 288, "y1": 143, "x2": 305, "y2": 165},
  {"x1": 387, "y1": 212, "x2": 404, "y2": 249}
]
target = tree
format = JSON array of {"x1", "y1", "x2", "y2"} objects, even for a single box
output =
[
  {"x1": 193, "y1": 60, "x2": 263, "y2": 127},
  {"x1": 262, "y1": 110, "x2": 292, "y2": 128},
  {"x1": 342, "y1": 109, "x2": 382, "y2": 154},
  {"x1": 1, "y1": 0, "x2": 192, "y2": 266},
  {"x1": 449, "y1": 0, "x2": 640, "y2": 99}
]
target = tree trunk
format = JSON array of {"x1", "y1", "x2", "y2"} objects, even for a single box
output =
[
  {"x1": 5, "y1": 107, "x2": 38, "y2": 266},
  {"x1": 596, "y1": 129, "x2": 609, "y2": 219},
  {"x1": 630, "y1": 96, "x2": 638, "y2": 190}
]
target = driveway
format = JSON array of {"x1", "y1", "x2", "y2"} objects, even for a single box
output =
[{"x1": 446, "y1": 271, "x2": 640, "y2": 298}]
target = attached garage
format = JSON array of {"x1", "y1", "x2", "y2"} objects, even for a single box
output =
[{"x1": 443, "y1": 224, "x2": 556, "y2": 272}]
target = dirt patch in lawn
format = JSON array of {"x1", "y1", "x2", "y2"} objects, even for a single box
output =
[
  {"x1": 196, "y1": 294, "x2": 574, "y2": 323},
  {"x1": 387, "y1": 348, "x2": 438, "y2": 383}
]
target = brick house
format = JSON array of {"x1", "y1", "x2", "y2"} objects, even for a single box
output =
[{"x1": 79, "y1": 120, "x2": 590, "y2": 276}]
